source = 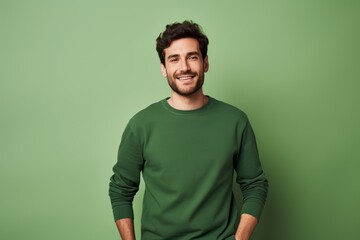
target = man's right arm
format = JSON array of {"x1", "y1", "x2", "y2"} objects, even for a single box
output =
[
  {"x1": 116, "y1": 218, "x2": 136, "y2": 240},
  {"x1": 109, "y1": 123, "x2": 144, "y2": 239}
]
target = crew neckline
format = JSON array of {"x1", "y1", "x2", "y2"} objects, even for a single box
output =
[{"x1": 161, "y1": 96, "x2": 214, "y2": 115}]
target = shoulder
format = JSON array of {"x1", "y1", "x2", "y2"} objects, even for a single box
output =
[
  {"x1": 127, "y1": 100, "x2": 164, "y2": 127},
  {"x1": 210, "y1": 97, "x2": 249, "y2": 121}
]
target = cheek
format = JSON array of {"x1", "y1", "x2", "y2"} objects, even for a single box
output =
[
  {"x1": 167, "y1": 67, "x2": 177, "y2": 76},
  {"x1": 191, "y1": 62, "x2": 203, "y2": 71}
]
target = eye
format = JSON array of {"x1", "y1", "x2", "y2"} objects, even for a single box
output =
[
  {"x1": 189, "y1": 55, "x2": 199, "y2": 60},
  {"x1": 169, "y1": 57, "x2": 179, "y2": 63}
]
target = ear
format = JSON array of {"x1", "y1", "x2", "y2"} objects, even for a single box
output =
[
  {"x1": 204, "y1": 56, "x2": 209, "y2": 72},
  {"x1": 160, "y1": 64, "x2": 167, "y2": 77}
]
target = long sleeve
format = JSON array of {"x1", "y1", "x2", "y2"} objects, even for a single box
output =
[
  {"x1": 234, "y1": 119, "x2": 269, "y2": 220},
  {"x1": 109, "y1": 123, "x2": 144, "y2": 221}
]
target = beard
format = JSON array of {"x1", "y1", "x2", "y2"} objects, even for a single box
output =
[{"x1": 166, "y1": 70, "x2": 205, "y2": 96}]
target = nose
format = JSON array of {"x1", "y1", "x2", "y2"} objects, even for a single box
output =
[{"x1": 179, "y1": 58, "x2": 190, "y2": 72}]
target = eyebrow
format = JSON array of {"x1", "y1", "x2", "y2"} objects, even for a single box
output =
[{"x1": 167, "y1": 51, "x2": 201, "y2": 60}]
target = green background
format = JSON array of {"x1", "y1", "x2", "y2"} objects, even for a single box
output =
[{"x1": 1, "y1": 0, "x2": 359, "y2": 239}]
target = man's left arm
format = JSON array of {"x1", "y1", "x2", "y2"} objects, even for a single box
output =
[{"x1": 234, "y1": 118, "x2": 269, "y2": 239}]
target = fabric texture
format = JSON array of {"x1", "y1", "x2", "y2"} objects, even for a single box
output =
[{"x1": 109, "y1": 97, "x2": 268, "y2": 239}]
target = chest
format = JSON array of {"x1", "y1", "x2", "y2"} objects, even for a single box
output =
[{"x1": 142, "y1": 117, "x2": 238, "y2": 176}]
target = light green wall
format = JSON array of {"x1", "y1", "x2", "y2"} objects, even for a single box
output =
[{"x1": 1, "y1": 0, "x2": 359, "y2": 239}]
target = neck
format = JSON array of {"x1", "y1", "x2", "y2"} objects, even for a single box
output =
[{"x1": 168, "y1": 90, "x2": 208, "y2": 111}]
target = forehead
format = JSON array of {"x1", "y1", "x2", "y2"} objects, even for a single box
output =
[{"x1": 164, "y1": 38, "x2": 201, "y2": 57}]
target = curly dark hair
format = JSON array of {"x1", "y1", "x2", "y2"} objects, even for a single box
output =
[{"x1": 156, "y1": 20, "x2": 209, "y2": 65}]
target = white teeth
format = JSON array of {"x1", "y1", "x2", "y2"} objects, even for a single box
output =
[{"x1": 178, "y1": 75, "x2": 193, "y2": 80}]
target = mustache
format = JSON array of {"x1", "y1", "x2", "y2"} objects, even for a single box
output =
[{"x1": 176, "y1": 70, "x2": 197, "y2": 76}]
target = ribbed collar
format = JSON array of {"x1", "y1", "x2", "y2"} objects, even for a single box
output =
[{"x1": 160, "y1": 96, "x2": 214, "y2": 115}]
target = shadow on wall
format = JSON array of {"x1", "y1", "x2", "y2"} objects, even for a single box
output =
[{"x1": 232, "y1": 165, "x2": 295, "y2": 240}]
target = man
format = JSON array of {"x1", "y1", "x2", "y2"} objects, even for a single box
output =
[{"x1": 109, "y1": 20, "x2": 268, "y2": 240}]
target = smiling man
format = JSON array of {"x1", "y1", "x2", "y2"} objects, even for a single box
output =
[
  {"x1": 109, "y1": 20, "x2": 268, "y2": 240},
  {"x1": 161, "y1": 37, "x2": 207, "y2": 98}
]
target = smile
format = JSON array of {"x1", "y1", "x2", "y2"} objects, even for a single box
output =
[{"x1": 176, "y1": 74, "x2": 195, "y2": 80}]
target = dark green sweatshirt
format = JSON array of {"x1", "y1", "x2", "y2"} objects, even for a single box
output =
[{"x1": 109, "y1": 97, "x2": 268, "y2": 239}]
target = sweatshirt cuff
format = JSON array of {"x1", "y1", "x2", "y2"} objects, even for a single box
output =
[
  {"x1": 240, "y1": 200, "x2": 265, "y2": 220},
  {"x1": 112, "y1": 204, "x2": 134, "y2": 221}
]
